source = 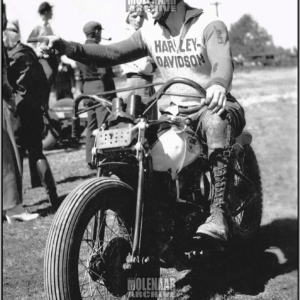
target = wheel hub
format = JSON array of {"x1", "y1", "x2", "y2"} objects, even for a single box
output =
[{"x1": 89, "y1": 237, "x2": 132, "y2": 297}]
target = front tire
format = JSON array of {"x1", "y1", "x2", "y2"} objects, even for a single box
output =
[{"x1": 44, "y1": 177, "x2": 139, "y2": 300}]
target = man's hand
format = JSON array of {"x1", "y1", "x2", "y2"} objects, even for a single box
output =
[
  {"x1": 205, "y1": 85, "x2": 227, "y2": 115},
  {"x1": 27, "y1": 35, "x2": 63, "y2": 58}
]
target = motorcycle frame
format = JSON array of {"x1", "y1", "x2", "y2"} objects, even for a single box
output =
[{"x1": 71, "y1": 77, "x2": 257, "y2": 265}]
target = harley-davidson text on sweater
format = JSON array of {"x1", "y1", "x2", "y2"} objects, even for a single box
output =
[{"x1": 62, "y1": 8, "x2": 233, "y2": 107}]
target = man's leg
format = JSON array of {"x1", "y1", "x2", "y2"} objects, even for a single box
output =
[
  {"x1": 18, "y1": 104, "x2": 60, "y2": 210},
  {"x1": 194, "y1": 97, "x2": 245, "y2": 241}
]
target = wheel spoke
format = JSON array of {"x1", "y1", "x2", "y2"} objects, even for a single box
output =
[{"x1": 76, "y1": 208, "x2": 133, "y2": 299}]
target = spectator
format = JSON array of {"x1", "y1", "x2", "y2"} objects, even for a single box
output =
[
  {"x1": 4, "y1": 20, "x2": 61, "y2": 211},
  {"x1": 27, "y1": 1, "x2": 59, "y2": 87},
  {"x1": 121, "y1": 6, "x2": 158, "y2": 119},
  {"x1": 2, "y1": 3, "x2": 39, "y2": 223},
  {"x1": 53, "y1": 61, "x2": 76, "y2": 100},
  {"x1": 76, "y1": 21, "x2": 117, "y2": 169}
]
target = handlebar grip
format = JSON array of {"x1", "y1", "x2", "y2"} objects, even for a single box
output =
[{"x1": 71, "y1": 116, "x2": 81, "y2": 140}]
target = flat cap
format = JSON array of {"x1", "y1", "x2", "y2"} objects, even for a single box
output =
[
  {"x1": 83, "y1": 21, "x2": 104, "y2": 35},
  {"x1": 38, "y1": 2, "x2": 53, "y2": 14}
]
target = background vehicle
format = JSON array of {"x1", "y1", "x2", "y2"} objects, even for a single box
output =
[
  {"x1": 44, "y1": 78, "x2": 263, "y2": 299},
  {"x1": 42, "y1": 98, "x2": 88, "y2": 150}
]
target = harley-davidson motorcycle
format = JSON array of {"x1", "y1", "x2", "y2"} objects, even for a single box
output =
[{"x1": 44, "y1": 78, "x2": 262, "y2": 300}]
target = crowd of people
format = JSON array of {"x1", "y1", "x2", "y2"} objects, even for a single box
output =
[
  {"x1": 2, "y1": 1, "x2": 159, "y2": 223},
  {"x1": 3, "y1": 0, "x2": 247, "y2": 243}
]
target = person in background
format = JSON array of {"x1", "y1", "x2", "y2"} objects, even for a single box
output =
[
  {"x1": 76, "y1": 21, "x2": 117, "y2": 169},
  {"x1": 4, "y1": 20, "x2": 61, "y2": 212},
  {"x1": 2, "y1": 3, "x2": 39, "y2": 223},
  {"x1": 27, "y1": 1, "x2": 59, "y2": 87},
  {"x1": 53, "y1": 61, "x2": 76, "y2": 100},
  {"x1": 121, "y1": 6, "x2": 158, "y2": 119}
]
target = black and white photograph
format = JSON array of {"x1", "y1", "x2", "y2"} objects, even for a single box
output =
[{"x1": 2, "y1": 0, "x2": 297, "y2": 299}]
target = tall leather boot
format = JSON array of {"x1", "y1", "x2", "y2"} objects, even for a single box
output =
[
  {"x1": 196, "y1": 148, "x2": 235, "y2": 241},
  {"x1": 29, "y1": 155, "x2": 42, "y2": 188},
  {"x1": 36, "y1": 159, "x2": 61, "y2": 210}
]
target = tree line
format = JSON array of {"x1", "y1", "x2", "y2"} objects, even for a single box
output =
[{"x1": 228, "y1": 14, "x2": 297, "y2": 58}]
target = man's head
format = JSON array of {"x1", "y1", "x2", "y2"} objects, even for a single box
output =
[
  {"x1": 145, "y1": 0, "x2": 182, "y2": 21},
  {"x1": 83, "y1": 21, "x2": 103, "y2": 43},
  {"x1": 38, "y1": 2, "x2": 53, "y2": 20},
  {"x1": 126, "y1": 6, "x2": 147, "y2": 30},
  {"x1": 3, "y1": 20, "x2": 21, "y2": 49}
]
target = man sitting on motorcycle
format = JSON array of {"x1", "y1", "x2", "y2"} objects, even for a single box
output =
[{"x1": 35, "y1": 0, "x2": 246, "y2": 242}]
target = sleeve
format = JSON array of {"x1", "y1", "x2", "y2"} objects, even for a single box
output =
[
  {"x1": 62, "y1": 30, "x2": 149, "y2": 68},
  {"x1": 203, "y1": 20, "x2": 234, "y2": 91}
]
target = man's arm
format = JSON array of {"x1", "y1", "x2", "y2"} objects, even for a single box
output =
[
  {"x1": 203, "y1": 20, "x2": 234, "y2": 115},
  {"x1": 60, "y1": 30, "x2": 149, "y2": 68},
  {"x1": 204, "y1": 20, "x2": 233, "y2": 91}
]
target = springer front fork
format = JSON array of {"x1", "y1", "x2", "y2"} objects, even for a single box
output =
[{"x1": 123, "y1": 118, "x2": 151, "y2": 269}]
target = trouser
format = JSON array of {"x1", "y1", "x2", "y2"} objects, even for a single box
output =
[
  {"x1": 14, "y1": 102, "x2": 58, "y2": 205},
  {"x1": 3, "y1": 104, "x2": 22, "y2": 210},
  {"x1": 15, "y1": 102, "x2": 46, "y2": 167},
  {"x1": 184, "y1": 93, "x2": 246, "y2": 153},
  {"x1": 85, "y1": 102, "x2": 110, "y2": 164},
  {"x1": 3, "y1": 130, "x2": 22, "y2": 210}
]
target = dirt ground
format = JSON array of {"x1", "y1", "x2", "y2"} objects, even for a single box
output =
[{"x1": 2, "y1": 66, "x2": 298, "y2": 300}]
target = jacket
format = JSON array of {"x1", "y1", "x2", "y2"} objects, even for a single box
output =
[
  {"x1": 77, "y1": 39, "x2": 116, "y2": 98},
  {"x1": 7, "y1": 42, "x2": 50, "y2": 108}
]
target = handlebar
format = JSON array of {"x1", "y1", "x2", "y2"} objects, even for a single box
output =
[
  {"x1": 71, "y1": 77, "x2": 207, "y2": 139},
  {"x1": 142, "y1": 77, "x2": 206, "y2": 116},
  {"x1": 71, "y1": 94, "x2": 112, "y2": 139}
]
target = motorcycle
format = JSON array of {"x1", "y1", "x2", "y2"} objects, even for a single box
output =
[
  {"x1": 42, "y1": 98, "x2": 88, "y2": 150},
  {"x1": 44, "y1": 78, "x2": 263, "y2": 299}
]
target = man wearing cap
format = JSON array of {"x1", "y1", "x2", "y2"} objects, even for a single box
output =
[
  {"x1": 28, "y1": 2, "x2": 59, "y2": 87},
  {"x1": 4, "y1": 19, "x2": 61, "y2": 211},
  {"x1": 77, "y1": 21, "x2": 117, "y2": 169}
]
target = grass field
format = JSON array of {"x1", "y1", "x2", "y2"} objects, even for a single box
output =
[{"x1": 2, "y1": 66, "x2": 298, "y2": 300}]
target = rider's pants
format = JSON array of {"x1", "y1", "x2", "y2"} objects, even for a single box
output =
[{"x1": 184, "y1": 93, "x2": 246, "y2": 154}]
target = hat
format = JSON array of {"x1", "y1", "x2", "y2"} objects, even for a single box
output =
[
  {"x1": 83, "y1": 21, "x2": 104, "y2": 35},
  {"x1": 38, "y1": 2, "x2": 53, "y2": 14}
]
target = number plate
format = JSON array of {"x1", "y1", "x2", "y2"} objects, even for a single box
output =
[{"x1": 96, "y1": 128, "x2": 133, "y2": 149}]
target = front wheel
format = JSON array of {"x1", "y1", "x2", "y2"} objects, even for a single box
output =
[
  {"x1": 44, "y1": 177, "x2": 142, "y2": 300},
  {"x1": 230, "y1": 144, "x2": 263, "y2": 241}
]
